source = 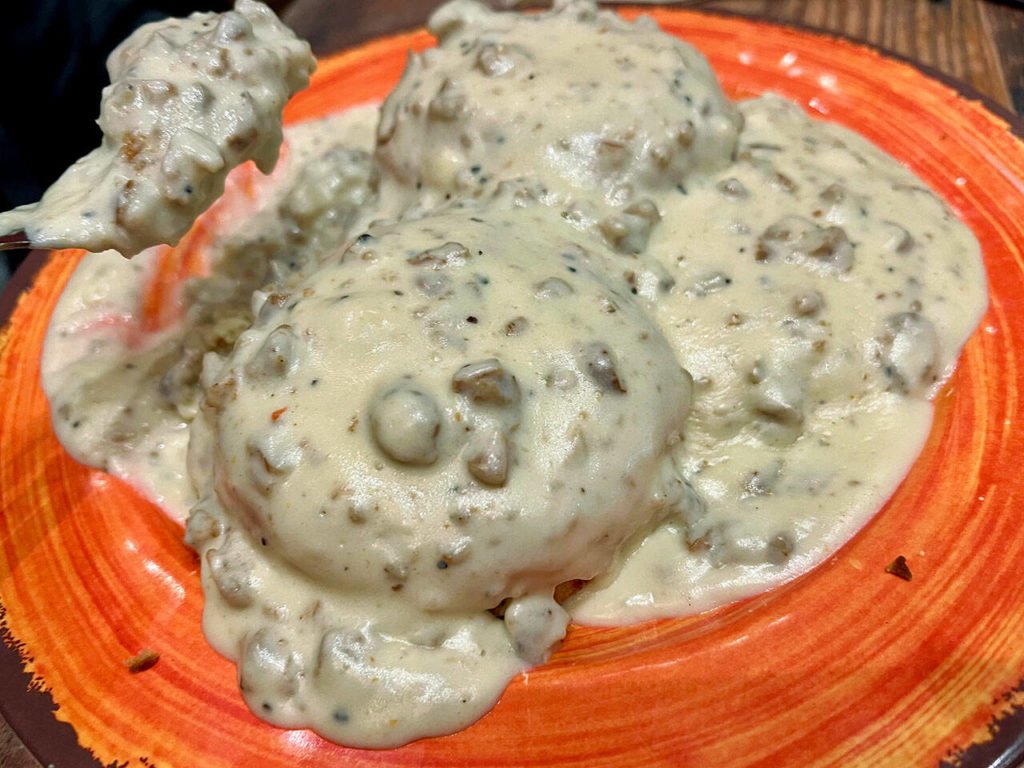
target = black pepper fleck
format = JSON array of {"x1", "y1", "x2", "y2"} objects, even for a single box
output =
[{"x1": 885, "y1": 555, "x2": 913, "y2": 581}]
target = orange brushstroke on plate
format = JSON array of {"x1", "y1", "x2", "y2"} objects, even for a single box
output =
[
  {"x1": 2, "y1": 10, "x2": 1024, "y2": 768},
  {"x1": 137, "y1": 148, "x2": 288, "y2": 334}
]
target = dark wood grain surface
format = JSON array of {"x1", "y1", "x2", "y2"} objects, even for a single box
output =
[{"x1": 1, "y1": 2, "x2": 1021, "y2": 767}]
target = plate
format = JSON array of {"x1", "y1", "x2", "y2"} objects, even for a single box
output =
[{"x1": 2, "y1": 9, "x2": 1024, "y2": 768}]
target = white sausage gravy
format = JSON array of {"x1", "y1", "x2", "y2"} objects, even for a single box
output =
[
  {"x1": 36, "y1": 0, "x2": 987, "y2": 749},
  {"x1": 0, "y1": 0, "x2": 314, "y2": 256}
]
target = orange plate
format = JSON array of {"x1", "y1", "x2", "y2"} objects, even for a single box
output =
[{"x1": 3, "y1": 10, "x2": 1024, "y2": 768}]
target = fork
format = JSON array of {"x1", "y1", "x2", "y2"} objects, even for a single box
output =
[{"x1": 0, "y1": 231, "x2": 33, "y2": 251}]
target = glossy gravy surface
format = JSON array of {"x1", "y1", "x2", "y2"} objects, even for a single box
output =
[{"x1": 40, "y1": 0, "x2": 987, "y2": 748}]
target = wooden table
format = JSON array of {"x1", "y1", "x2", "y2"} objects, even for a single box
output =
[{"x1": 1, "y1": 2, "x2": 1021, "y2": 767}]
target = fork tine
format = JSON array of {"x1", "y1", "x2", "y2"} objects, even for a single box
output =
[{"x1": 0, "y1": 230, "x2": 32, "y2": 251}]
